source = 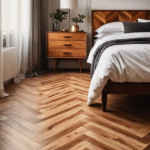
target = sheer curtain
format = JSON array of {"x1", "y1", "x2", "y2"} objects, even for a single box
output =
[
  {"x1": 0, "y1": 0, "x2": 8, "y2": 98},
  {"x1": 0, "y1": 0, "x2": 32, "y2": 98}
]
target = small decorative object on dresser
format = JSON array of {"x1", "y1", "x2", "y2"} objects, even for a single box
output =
[
  {"x1": 71, "y1": 14, "x2": 86, "y2": 32},
  {"x1": 49, "y1": 9, "x2": 68, "y2": 31},
  {"x1": 47, "y1": 32, "x2": 87, "y2": 73}
]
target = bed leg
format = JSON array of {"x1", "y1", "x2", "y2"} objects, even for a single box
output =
[{"x1": 102, "y1": 91, "x2": 107, "y2": 112}]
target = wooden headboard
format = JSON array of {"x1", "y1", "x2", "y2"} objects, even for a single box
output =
[{"x1": 92, "y1": 10, "x2": 150, "y2": 40}]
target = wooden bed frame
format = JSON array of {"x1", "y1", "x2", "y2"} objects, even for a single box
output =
[{"x1": 92, "y1": 10, "x2": 150, "y2": 111}]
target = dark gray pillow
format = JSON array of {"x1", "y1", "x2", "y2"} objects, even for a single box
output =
[{"x1": 123, "y1": 22, "x2": 150, "y2": 33}]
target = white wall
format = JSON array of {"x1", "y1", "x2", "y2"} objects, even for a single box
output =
[{"x1": 91, "y1": 0, "x2": 150, "y2": 10}]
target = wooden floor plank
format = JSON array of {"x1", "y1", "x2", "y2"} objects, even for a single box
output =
[
  {"x1": 85, "y1": 131, "x2": 132, "y2": 150},
  {"x1": 0, "y1": 122, "x2": 41, "y2": 150},
  {"x1": 1, "y1": 72, "x2": 150, "y2": 150},
  {"x1": 38, "y1": 100, "x2": 81, "y2": 118},
  {"x1": 84, "y1": 122, "x2": 146, "y2": 150},
  {"x1": 37, "y1": 107, "x2": 82, "y2": 128},
  {"x1": 0, "y1": 115, "x2": 8, "y2": 121},
  {"x1": 39, "y1": 127, "x2": 88, "y2": 150},
  {"x1": 0, "y1": 131, "x2": 32, "y2": 150},
  {"x1": 88, "y1": 144, "x2": 104, "y2": 150},
  {"x1": 2, "y1": 119, "x2": 38, "y2": 138},
  {"x1": 33, "y1": 114, "x2": 87, "y2": 142},
  {"x1": 70, "y1": 140, "x2": 90, "y2": 150},
  {"x1": 0, "y1": 140, "x2": 14, "y2": 150},
  {"x1": 1, "y1": 110, "x2": 41, "y2": 133}
]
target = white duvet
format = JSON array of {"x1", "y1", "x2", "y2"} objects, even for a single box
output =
[{"x1": 87, "y1": 33, "x2": 150, "y2": 105}]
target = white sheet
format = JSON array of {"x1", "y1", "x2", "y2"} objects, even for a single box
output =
[{"x1": 87, "y1": 33, "x2": 150, "y2": 105}]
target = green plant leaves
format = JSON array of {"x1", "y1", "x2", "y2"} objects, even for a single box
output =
[
  {"x1": 49, "y1": 8, "x2": 68, "y2": 22},
  {"x1": 72, "y1": 14, "x2": 86, "y2": 24}
]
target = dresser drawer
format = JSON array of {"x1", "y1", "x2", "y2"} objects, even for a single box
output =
[
  {"x1": 48, "y1": 41, "x2": 86, "y2": 49},
  {"x1": 47, "y1": 49, "x2": 86, "y2": 58},
  {"x1": 48, "y1": 33, "x2": 86, "y2": 41}
]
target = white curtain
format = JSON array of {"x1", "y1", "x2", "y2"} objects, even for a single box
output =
[
  {"x1": 0, "y1": 0, "x2": 32, "y2": 98},
  {"x1": 0, "y1": 0, "x2": 8, "y2": 98}
]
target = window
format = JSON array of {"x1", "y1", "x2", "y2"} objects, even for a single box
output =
[{"x1": 2, "y1": 0, "x2": 18, "y2": 48}]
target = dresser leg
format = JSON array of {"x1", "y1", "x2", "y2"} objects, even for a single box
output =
[
  {"x1": 57, "y1": 59, "x2": 59, "y2": 69},
  {"x1": 79, "y1": 59, "x2": 82, "y2": 73},
  {"x1": 54, "y1": 59, "x2": 57, "y2": 73},
  {"x1": 47, "y1": 58, "x2": 49, "y2": 71}
]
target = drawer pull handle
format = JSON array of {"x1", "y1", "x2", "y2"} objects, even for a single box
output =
[
  {"x1": 63, "y1": 52, "x2": 71, "y2": 54},
  {"x1": 63, "y1": 36, "x2": 71, "y2": 38},
  {"x1": 63, "y1": 44, "x2": 71, "y2": 46}
]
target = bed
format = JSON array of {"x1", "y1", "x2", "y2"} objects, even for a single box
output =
[{"x1": 88, "y1": 10, "x2": 150, "y2": 111}]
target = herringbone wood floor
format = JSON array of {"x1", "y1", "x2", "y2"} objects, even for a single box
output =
[{"x1": 1, "y1": 72, "x2": 150, "y2": 150}]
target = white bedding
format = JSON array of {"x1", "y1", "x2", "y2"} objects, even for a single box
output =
[{"x1": 87, "y1": 33, "x2": 150, "y2": 105}]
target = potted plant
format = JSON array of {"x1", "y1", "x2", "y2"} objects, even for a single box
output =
[
  {"x1": 50, "y1": 9, "x2": 68, "y2": 31},
  {"x1": 71, "y1": 14, "x2": 86, "y2": 32}
]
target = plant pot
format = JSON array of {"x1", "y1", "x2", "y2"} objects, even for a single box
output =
[
  {"x1": 71, "y1": 24, "x2": 79, "y2": 32},
  {"x1": 53, "y1": 22, "x2": 60, "y2": 31}
]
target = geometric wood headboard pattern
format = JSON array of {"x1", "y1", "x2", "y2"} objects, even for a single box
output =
[{"x1": 92, "y1": 10, "x2": 150, "y2": 37}]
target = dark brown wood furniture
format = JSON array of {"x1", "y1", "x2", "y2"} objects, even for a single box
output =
[
  {"x1": 47, "y1": 32, "x2": 87, "y2": 73},
  {"x1": 92, "y1": 10, "x2": 150, "y2": 111}
]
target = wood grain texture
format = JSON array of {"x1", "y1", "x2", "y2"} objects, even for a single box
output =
[
  {"x1": 47, "y1": 49, "x2": 86, "y2": 58},
  {"x1": 48, "y1": 41, "x2": 86, "y2": 49},
  {"x1": 48, "y1": 32, "x2": 87, "y2": 41},
  {"x1": 1, "y1": 72, "x2": 150, "y2": 150},
  {"x1": 92, "y1": 10, "x2": 150, "y2": 37}
]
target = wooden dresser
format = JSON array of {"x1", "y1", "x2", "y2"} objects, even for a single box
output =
[{"x1": 47, "y1": 32, "x2": 87, "y2": 73}]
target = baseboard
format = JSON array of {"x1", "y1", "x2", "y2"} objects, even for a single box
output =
[
  {"x1": 46, "y1": 68, "x2": 90, "y2": 73},
  {"x1": 4, "y1": 79, "x2": 13, "y2": 86}
]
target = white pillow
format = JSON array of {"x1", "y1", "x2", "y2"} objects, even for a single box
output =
[
  {"x1": 95, "y1": 22, "x2": 124, "y2": 33},
  {"x1": 94, "y1": 32, "x2": 124, "y2": 39},
  {"x1": 138, "y1": 18, "x2": 150, "y2": 22}
]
